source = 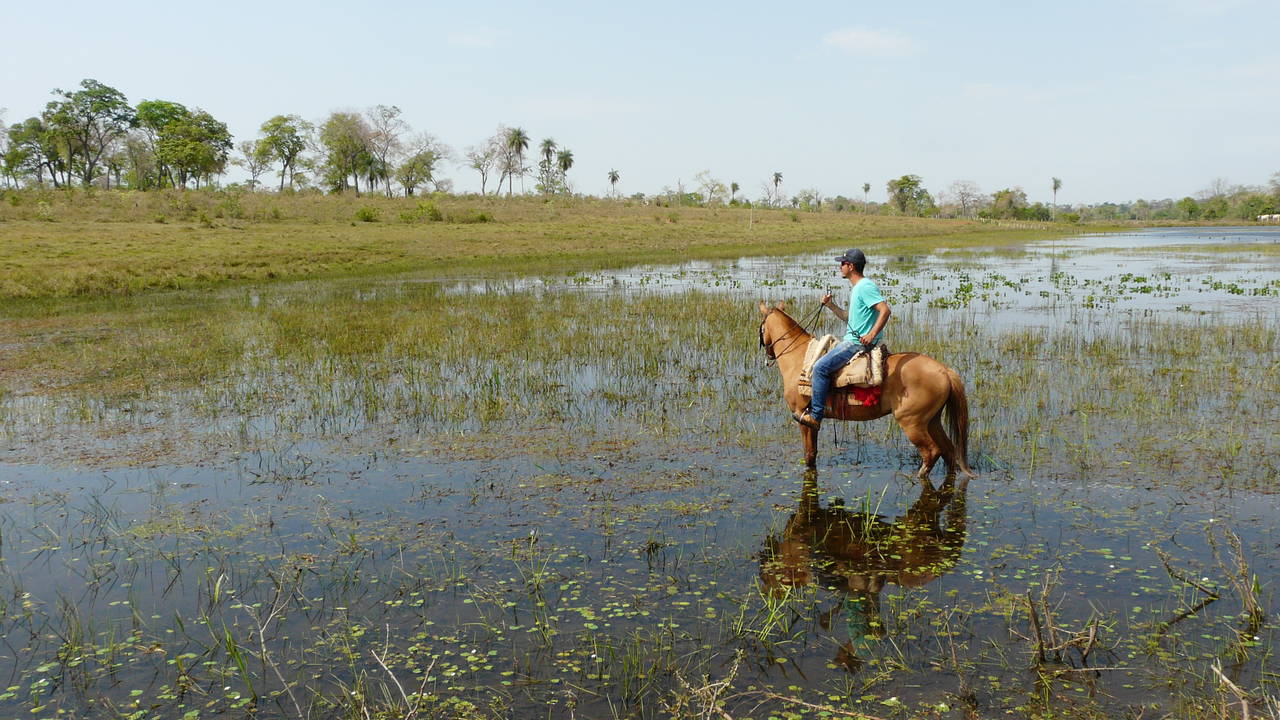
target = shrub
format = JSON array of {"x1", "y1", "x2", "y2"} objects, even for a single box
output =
[
  {"x1": 399, "y1": 201, "x2": 443, "y2": 224},
  {"x1": 354, "y1": 206, "x2": 380, "y2": 223},
  {"x1": 448, "y1": 209, "x2": 493, "y2": 224},
  {"x1": 35, "y1": 201, "x2": 55, "y2": 222}
]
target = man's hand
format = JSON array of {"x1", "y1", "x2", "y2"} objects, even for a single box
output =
[
  {"x1": 821, "y1": 292, "x2": 833, "y2": 306},
  {"x1": 859, "y1": 334, "x2": 873, "y2": 346}
]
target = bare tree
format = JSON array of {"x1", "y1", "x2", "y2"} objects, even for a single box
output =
[
  {"x1": 948, "y1": 180, "x2": 983, "y2": 218},
  {"x1": 397, "y1": 132, "x2": 451, "y2": 196},
  {"x1": 1199, "y1": 177, "x2": 1234, "y2": 201},
  {"x1": 694, "y1": 170, "x2": 727, "y2": 205},
  {"x1": 465, "y1": 129, "x2": 505, "y2": 195},
  {"x1": 236, "y1": 140, "x2": 272, "y2": 189},
  {"x1": 366, "y1": 105, "x2": 408, "y2": 197}
]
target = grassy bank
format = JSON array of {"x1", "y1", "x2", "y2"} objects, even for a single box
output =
[{"x1": 0, "y1": 188, "x2": 1090, "y2": 299}]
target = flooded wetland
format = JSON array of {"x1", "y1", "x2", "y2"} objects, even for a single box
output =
[{"x1": 1, "y1": 227, "x2": 1278, "y2": 719}]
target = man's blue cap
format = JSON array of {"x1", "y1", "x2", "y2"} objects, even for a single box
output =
[{"x1": 836, "y1": 249, "x2": 866, "y2": 265}]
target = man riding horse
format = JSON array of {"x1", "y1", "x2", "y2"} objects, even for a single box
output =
[{"x1": 794, "y1": 248, "x2": 891, "y2": 431}]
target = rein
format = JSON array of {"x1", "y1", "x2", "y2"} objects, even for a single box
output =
[{"x1": 759, "y1": 304, "x2": 826, "y2": 366}]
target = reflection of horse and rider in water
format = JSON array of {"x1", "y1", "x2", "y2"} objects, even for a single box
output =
[{"x1": 759, "y1": 472, "x2": 969, "y2": 672}]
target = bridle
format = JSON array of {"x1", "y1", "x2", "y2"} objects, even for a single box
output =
[{"x1": 758, "y1": 307, "x2": 815, "y2": 366}]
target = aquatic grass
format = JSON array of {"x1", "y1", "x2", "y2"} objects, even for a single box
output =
[{"x1": 0, "y1": 248, "x2": 1277, "y2": 717}]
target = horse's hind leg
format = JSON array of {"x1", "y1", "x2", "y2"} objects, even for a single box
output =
[
  {"x1": 927, "y1": 415, "x2": 959, "y2": 479},
  {"x1": 898, "y1": 413, "x2": 942, "y2": 481}
]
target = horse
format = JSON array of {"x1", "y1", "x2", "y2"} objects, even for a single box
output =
[{"x1": 758, "y1": 301, "x2": 976, "y2": 477}]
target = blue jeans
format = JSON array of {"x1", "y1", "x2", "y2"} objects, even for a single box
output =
[{"x1": 810, "y1": 341, "x2": 871, "y2": 419}]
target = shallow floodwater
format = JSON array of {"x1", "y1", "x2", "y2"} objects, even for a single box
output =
[
  {"x1": 0, "y1": 227, "x2": 1276, "y2": 718},
  {"x1": 521, "y1": 225, "x2": 1280, "y2": 328}
]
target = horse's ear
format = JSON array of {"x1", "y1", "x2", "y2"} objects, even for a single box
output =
[
  {"x1": 759, "y1": 301, "x2": 770, "y2": 315},
  {"x1": 775, "y1": 300, "x2": 786, "y2": 311}
]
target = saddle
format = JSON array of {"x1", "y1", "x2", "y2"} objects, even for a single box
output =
[{"x1": 797, "y1": 335, "x2": 889, "y2": 402}]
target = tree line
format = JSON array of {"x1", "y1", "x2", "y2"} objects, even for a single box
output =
[{"x1": 4, "y1": 79, "x2": 1279, "y2": 221}]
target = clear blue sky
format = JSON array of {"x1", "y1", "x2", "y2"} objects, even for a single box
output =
[{"x1": 4, "y1": 0, "x2": 1278, "y2": 204}]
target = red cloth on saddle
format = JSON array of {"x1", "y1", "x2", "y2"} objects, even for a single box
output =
[{"x1": 850, "y1": 385, "x2": 882, "y2": 406}]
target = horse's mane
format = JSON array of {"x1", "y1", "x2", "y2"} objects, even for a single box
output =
[{"x1": 770, "y1": 307, "x2": 810, "y2": 337}]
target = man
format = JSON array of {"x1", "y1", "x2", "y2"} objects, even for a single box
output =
[{"x1": 793, "y1": 248, "x2": 891, "y2": 430}]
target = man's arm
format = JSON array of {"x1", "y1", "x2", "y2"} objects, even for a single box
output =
[
  {"x1": 820, "y1": 292, "x2": 849, "y2": 323},
  {"x1": 860, "y1": 301, "x2": 891, "y2": 345}
]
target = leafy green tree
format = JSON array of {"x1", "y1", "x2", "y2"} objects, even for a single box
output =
[
  {"x1": 6, "y1": 117, "x2": 64, "y2": 186},
  {"x1": 1175, "y1": 197, "x2": 1201, "y2": 220},
  {"x1": 155, "y1": 110, "x2": 232, "y2": 188},
  {"x1": 729, "y1": 181, "x2": 739, "y2": 203},
  {"x1": 396, "y1": 150, "x2": 439, "y2": 196},
  {"x1": 1200, "y1": 196, "x2": 1229, "y2": 219},
  {"x1": 318, "y1": 112, "x2": 373, "y2": 194},
  {"x1": 135, "y1": 99, "x2": 191, "y2": 187},
  {"x1": 887, "y1": 174, "x2": 933, "y2": 215},
  {"x1": 43, "y1": 79, "x2": 135, "y2": 187},
  {"x1": 259, "y1": 115, "x2": 311, "y2": 192},
  {"x1": 985, "y1": 187, "x2": 1029, "y2": 218},
  {"x1": 1236, "y1": 192, "x2": 1277, "y2": 220}
]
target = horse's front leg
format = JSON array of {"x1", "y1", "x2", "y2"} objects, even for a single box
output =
[{"x1": 802, "y1": 425, "x2": 818, "y2": 467}]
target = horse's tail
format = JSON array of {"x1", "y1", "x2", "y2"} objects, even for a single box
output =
[{"x1": 944, "y1": 370, "x2": 977, "y2": 478}]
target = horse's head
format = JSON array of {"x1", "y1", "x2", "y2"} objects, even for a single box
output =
[{"x1": 758, "y1": 300, "x2": 791, "y2": 361}]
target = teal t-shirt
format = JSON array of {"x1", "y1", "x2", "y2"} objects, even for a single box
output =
[{"x1": 844, "y1": 278, "x2": 887, "y2": 344}]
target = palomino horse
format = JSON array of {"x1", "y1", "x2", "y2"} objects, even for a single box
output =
[{"x1": 758, "y1": 301, "x2": 976, "y2": 477}]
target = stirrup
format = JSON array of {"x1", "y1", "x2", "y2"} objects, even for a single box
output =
[{"x1": 791, "y1": 411, "x2": 821, "y2": 430}]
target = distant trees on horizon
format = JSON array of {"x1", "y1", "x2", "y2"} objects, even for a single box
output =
[{"x1": 3, "y1": 79, "x2": 1279, "y2": 222}]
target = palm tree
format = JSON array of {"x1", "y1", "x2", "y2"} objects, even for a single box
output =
[
  {"x1": 862, "y1": 182, "x2": 871, "y2": 212},
  {"x1": 730, "y1": 181, "x2": 739, "y2": 203},
  {"x1": 505, "y1": 127, "x2": 529, "y2": 197},
  {"x1": 1051, "y1": 177, "x2": 1062, "y2": 220},
  {"x1": 772, "y1": 172, "x2": 782, "y2": 206},
  {"x1": 608, "y1": 169, "x2": 620, "y2": 197},
  {"x1": 556, "y1": 149, "x2": 574, "y2": 187},
  {"x1": 538, "y1": 138, "x2": 557, "y2": 195}
]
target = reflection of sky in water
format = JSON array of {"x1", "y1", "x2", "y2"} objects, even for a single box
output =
[{"x1": 437, "y1": 226, "x2": 1278, "y2": 329}]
